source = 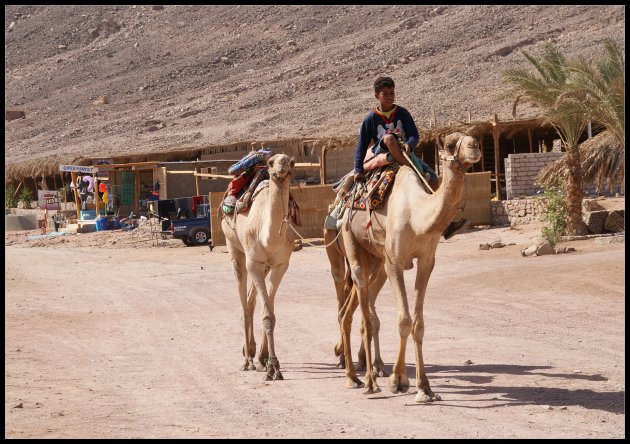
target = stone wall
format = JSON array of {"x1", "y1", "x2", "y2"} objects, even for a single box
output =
[
  {"x1": 492, "y1": 198, "x2": 545, "y2": 226},
  {"x1": 492, "y1": 197, "x2": 625, "y2": 234}
]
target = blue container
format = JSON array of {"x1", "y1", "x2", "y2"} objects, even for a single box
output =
[
  {"x1": 95, "y1": 217, "x2": 108, "y2": 231},
  {"x1": 109, "y1": 218, "x2": 121, "y2": 230}
]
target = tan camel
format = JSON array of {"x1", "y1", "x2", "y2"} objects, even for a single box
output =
[
  {"x1": 330, "y1": 132, "x2": 481, "y2": 402},
  {"x1": 221, "y1": 153, "x2": 296, "y2": 381}
]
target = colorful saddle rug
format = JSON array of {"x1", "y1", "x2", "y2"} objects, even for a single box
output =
[
  {"x1": 220, "y1": 167, "x2": 301, "y2": 226},
  {"x1": 351, "y1": 163, "x2": 400, "y2": 210},
  {"x1": 227, "y1": 148, "x2": 273, "y2": 176}
]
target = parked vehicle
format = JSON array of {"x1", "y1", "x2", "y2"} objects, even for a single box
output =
[{"x1": 160, "y1": 203, "x2": 212, "y2": 249}]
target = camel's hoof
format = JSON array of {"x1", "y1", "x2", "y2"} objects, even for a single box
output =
[
  {"x1": 273, "y1": 371, "x2": 284, "y2": 381},
  {"x1": 346, "y1": 378, "x2": 365, "y2": 389},
  {"x1": 415, "y1": 391, "x2": 441, "y2": 403},
  {"x1": 263, "y1": 374, "x2": 273, "y2": 381},
  {"x1": 388, "y1": 374, "x2": 410, "y2": 393},
  {"x1": 241, "y1": 361, "x2": 256, "y2": 371},
  {"x1": 363, "y1": 385, "x2": 381, "y2": 395},
  {"x1": 336, "y1": 361, "x2": 346, "y2": 369}
]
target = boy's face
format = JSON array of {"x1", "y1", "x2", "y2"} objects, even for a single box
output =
[{"x1": 375, "y1": 86, "x2": 395, "y2": 111}]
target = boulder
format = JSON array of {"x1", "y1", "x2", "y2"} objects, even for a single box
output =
[
  {"x1": 536, "y1": 243, "x2": 555, "y2": 256},
  {"x1": 521, "y1": 244, "x2": 538, "y2": 257},
  {"x1": 583, "y1": 210, "x2": 608, "y2": 234},
  {"x1": 604, "y1": 210, "x2": 625, "y2": 233}
]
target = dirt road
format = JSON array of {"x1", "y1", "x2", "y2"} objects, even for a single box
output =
[{"x1": 4, "y1": 224, "x2": 625, "y2": 438}]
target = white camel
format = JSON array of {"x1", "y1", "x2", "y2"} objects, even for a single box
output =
[{"x1": 221, "y1": 153, "x2": 296, "y2": 381}]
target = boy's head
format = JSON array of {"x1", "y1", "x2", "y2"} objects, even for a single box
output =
[
  {"x1": 373, "y1": 76, "x2": 396, "y2": 111},
  {"x1": 374, "y1": 76, "x2": 395, "y2": 94}
]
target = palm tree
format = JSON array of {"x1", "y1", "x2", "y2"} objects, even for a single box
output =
[
  {"x1": 538, "y1": 39, "x2": 625, "y2": 196},
  {"x1": 503, "y1": 43, "x2": 588, "y2": 235}
]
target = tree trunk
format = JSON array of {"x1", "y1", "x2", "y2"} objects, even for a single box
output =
[{"x1": 564, "y1": 146, "x2": 588, "y2": 235}]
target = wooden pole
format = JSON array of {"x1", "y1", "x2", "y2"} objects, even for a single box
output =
[
  {"x1": 320, "y1": 146, "x2": 327, "y2": 185},
  {"x1": 12, "y1": 179, "x2": 24, "y2": 198},
  {"x1": 134, "y1": 170, "x2": 139, "y2": 212},
  {"x1": 493, "y1": 113, "x2": 502, "y2": 200},
  {"x1": 479, "y1": 135, "x2": 485, "y2": 172},
  {"x1": 94, "y1": 172, "x2": 100, "y2": 216},
  {"x1": 195, "y1": 167, "x2": 200, "y2": 196},
  {"x1": 527, "y1": 128, "x2": 533, "y2": 153},
  {"x1": 71, "y1": 172, "x2": 81, "y2": 221}
]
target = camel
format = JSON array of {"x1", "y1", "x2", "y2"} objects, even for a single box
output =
[
  {"x1": 328, "y1": 132, "x2": 481, "y2": 402},
  {"x1": 221, "y1": 153, "x2": 296, "y2": 381}
]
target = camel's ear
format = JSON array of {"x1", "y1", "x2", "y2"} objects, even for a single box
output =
[
  {"x1": 290, "y1": 157, "x2": 295, "y2": 168},
  {"x1": 445, "y1": 132, "x2": 463, "y2": 150},
  {"x1": 268, "y1": 156, "x2": 274, "y2": 168}
]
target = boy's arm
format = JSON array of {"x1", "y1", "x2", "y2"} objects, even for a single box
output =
[
  {"x1": 401, "y1": 108, "x2": 419, "y2": 152},
  {"x1": 353, "y1": 117, "x2": 372, "y2": 176}
]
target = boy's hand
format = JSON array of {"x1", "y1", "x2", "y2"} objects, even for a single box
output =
[
  {"x1": 353, "y1": 171, "x2": 365, "y2": 183},
  {"x1": 402, "y1": 143, "x2": 411, "y2": 154}
]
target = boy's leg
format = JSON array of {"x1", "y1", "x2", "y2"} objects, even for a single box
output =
[{"x1": 381, "y1": 134, "x2": 412, "y2": 168}]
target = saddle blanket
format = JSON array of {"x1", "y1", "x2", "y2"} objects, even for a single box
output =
[{"x1": 351, "y1": 163, "x2": 400, "y2": 210}]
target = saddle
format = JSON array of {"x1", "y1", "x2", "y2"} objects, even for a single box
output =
[
  {"x1": 220, "y1": 153, "x2": 301, "y2": 226},
  {"x1": 350, "y1": 163, "x2": 400, "y2": 210}
]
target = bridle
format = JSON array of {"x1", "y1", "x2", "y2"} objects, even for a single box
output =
[{"x1": 439, "y1": 136, "x2": 468, "y2": 172}]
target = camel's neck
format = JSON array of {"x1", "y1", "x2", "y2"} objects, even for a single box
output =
[
  {"x1": 261, "y1": 176, "x2": 291, "y2": 248},
  {"x1": 412, "y1": 165, "x2": 465, "y2": 233}
]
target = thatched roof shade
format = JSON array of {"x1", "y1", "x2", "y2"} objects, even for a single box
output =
[
  {"x1": 5, "y1": 154, "x2": 93, "y2": 183},
  {"x1": 537, "y1": 129, "x2": 624, "y2": 193}
]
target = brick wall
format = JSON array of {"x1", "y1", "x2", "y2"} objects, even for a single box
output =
[
  {"x1": 504, "y1": 151, "x2": 622, "y2": 200},
  {"x1": 504, "y1": 152, "x2": 563, "y2": 200}
]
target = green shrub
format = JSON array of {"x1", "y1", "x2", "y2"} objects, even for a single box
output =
[
  {"x1": 19, "y1": 188, "x2": 33, "y2": 209},
  {"x1": 5, "y1": 185, "x2": 18, "y2": 208},
  {"x1": 537, "y1": 181, "x2": 568, "y2": 248}
]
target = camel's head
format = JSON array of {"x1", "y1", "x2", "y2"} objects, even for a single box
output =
[
  {"x1": 439, "y1": 132, "x2": 481, "y2": 172},
  {"x1": 267, "y1": 153, "x2": 294, "y2": 183}
]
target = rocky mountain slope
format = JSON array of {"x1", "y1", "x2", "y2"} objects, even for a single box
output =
[{"x1": 4, "y1": 5, "x2": 625, "y2": 168}]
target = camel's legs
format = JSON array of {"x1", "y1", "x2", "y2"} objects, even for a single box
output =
[
  {"x1": 347, "y1": 251, "x2": 380, "y2": 394},
  {"x1": 384, "y1": 261, "x2": 411, "y2": 394},
  {"x1": 264, "y1": 261, "x2": 289, "y2": 380},
  {"x1": 355, "y1": 263, "x2": 388, "y2": 377},
  {"x1": 368, "y1": 266, "x2": 389, "y2": 377},
  {"x1": 324, "y1": 229, "x2": 350, "y2": 368},
  {"x1": 412, "y1": 258, "x2": 441, "y2": 403},
  {"x1": 256, "y1": 266, "x2": 272, "y2": 367},
  {"x1": 227, "y1": 246, "x2": 256, "y2": 371},
  {"x1": 248, "y1": 258, "x2": 287, "y2": 381},
  {"x1": 339, "y1": 284, "x2": 363, "y2": 388},
  {"x1": 243, "y1": 281, "x2": 257, "y2": 368}
]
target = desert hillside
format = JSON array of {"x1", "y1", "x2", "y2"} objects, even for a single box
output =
[{"x1": 4, "y1": 5, "x2": 625, "y2": 168}]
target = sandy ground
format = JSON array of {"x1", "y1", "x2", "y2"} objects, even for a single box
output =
[{"x1": 4, "y1": 221, "x2": 625, "y2": 438}]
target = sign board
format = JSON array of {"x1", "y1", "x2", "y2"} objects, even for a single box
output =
[
  {"x1": 59, "y1": 165, "x2": 95, "y2": 174},
  {"x1": 38, "y1": 190, "x2": 61, "y2": 210}
]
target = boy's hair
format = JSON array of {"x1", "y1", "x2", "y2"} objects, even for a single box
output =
[{"x1": 374, "y1": 76, "x2": 395, "y2": 93}]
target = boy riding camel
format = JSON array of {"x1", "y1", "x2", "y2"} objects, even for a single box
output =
[{"x1": 352, "y1": 76, "x2": 467, "y2": 239}]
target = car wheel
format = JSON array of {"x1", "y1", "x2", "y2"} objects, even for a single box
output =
[{"x1": 190, "y1": 227, "x2": 209, "y2": 245}]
